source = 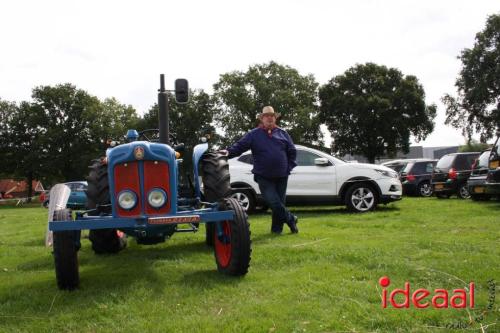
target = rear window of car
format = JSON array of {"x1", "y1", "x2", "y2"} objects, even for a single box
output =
[
  {"x1": 237, "y1": 154, "x2": 254, "y2": 165},
  {"x1": 402, "y1": 162, "x2": 415, "y2": 174},
  {"x1": 455, "y1": 154, "x2": 479, "y2": 171},
  {"x1": 387, "y1": 162, "x2": 408, "y2": 173},
  {"x1": 436, "y1": 155, "x2": 455, "y2": 169},
  {"x1": 477, "y1": 151, "x2": 491, "y2": 169}
]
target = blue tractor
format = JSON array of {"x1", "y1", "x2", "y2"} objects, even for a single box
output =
[{"x1": 49, "y1": 75, "x2": 251, "y2": 290}]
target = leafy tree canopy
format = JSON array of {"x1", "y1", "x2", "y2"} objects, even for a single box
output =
[
  {"x1": 319, "y1": 63, "x2": 436, "y2": 163},
  {"x1": 213, "y1": 61, "x2": 322, "y2": 146},
  {"x1": 443, "y1": 13, "x2": 500, "y2": 142}
]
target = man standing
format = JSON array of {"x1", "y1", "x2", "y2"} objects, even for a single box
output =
[{"x1": 221, "y1": 106, "x2": 298, "y2": 234}]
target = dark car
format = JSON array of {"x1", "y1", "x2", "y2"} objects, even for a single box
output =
[
  {"x1": 486, "y1": 134, "x2": 500, "y2": 196},
  {"x1": 467, "y1": 149, "x2": 492, "y2": 201},
  {"x1": 43, "y1": 181, "x2": 88, "y2": 209},
  {"x1": 381, "y1": 159, "x2": 411, "y2": 173},
  {"x1": 432, "y1": 152, "x2": 480, "y2": 199},
  {"x1": 399, "y1": 159, "x2": 437, "y2": 197}
]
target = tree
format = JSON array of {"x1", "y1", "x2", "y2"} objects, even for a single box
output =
[
  {"x1": 212, "y1": 61, "x2": 322, "y2": 146},
  {"x1": 137, "y1": 89, "x2": 216, "y2": 166},
  {"x1": 319, "y1": 63, "x2": 436, "y2": 163},
  {"x1": 30, "y1": 84, "x2": 140, "y2": 181},
  {"x1": 443, "y1": 14, "x2": 500, "y2": 142},
  {"x1": 1, "y1": 100, "x2": 48, "y2": 200},
  {"x1": 458, "y1": 139, "x2": 490, "y2": 153}
]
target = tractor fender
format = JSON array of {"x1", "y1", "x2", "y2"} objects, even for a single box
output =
[
  {"x1": 192, "y1": 143, "x2": 209, "y2": 198},
  {"x1": 46, "y1": 183, "x2": 71, "y2": 247}
]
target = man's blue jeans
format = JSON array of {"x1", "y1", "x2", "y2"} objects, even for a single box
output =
[{"x1": 254, "y1": 174, "x2": 295, "y2": 233}]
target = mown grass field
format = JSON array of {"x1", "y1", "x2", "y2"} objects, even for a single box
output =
[{"x1": 0, "y1": 198, "x2": 498, "y2": 333}]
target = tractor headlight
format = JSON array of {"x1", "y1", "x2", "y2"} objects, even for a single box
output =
[
  {"x1": 117, "y1": 190, "x2": 137, "y2": 210},
  {"x1": 148, "y1": 188, "x2": 167, "y2": 208}
]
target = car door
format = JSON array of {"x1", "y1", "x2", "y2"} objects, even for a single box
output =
[{"x1": 287, "y1": 149, "x2": 336, "y2": 196}]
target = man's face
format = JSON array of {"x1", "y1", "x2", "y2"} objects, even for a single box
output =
[{"x1": 262, "y1": 114, "x2": 276, "y2": 127}]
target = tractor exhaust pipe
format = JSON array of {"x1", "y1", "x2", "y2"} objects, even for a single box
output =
[{"x1": 158, "y1": 74, "x2": 169, "y2": 145}]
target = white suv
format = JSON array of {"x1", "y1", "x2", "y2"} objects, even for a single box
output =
[{"x1": 228, "y1": 145, "x2": 402, "y2": 213}]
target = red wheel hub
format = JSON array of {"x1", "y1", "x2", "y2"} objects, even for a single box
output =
[{"x1": 214, "y1": 221, "x2": 232, "y2": 268}]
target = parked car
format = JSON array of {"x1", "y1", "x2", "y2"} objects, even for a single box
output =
[
  {"x1": 467, "y1": 149, "x2": 492, "y2": 201},
  {"x1": 431, "y1": 152, "x2": 480, "y2": 199},
  {"x1": 228, "y1": 145, "x2": 402, "y2": 213},
  {"x1": 399, "y1": 159, "x2": 437, "y2": 197},
  {"x1": 381, "y1": 159, "x2": 411, "y2": 173},
  {"x1": 42, "y1": 181, "x2": 88, "y2": 209},
  {"x1": 485, "y1": 134, "x2": 500, "y2": 196}
]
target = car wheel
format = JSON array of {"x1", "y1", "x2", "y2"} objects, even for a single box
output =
[
  {"x1": 345, "y1": 183, "x2": 378, "y2": 212},
  {"x1": 230, "y1": 189, "x2": 255, "y2": 213},
  {"x1": 457, "y1": 184, "x2": 471, "y2": 199},
  {"x1": 417, "y1": 182, "x2": 433, "y2": 197}
]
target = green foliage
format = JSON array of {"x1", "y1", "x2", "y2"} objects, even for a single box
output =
[
  {"x1": 0, "y1": 198, "x2": 498, "y2": 332},
  {"x1": 1, "y1": 85, "x2": 140, "y2": 188},
  {"x1": 213, "y1": 61, "x2": 322, "y2": 146},
  {"x1": 0, "y1": 99, "x2": 48, "y2": 197},
  {"x1": 443, "y1": 13, "x2": 500, "y2": 142},
  {"x1": 319, "y1": 63, "x2": 436, "y2": 163},
  {"x1": 136, "y1": 89, "x2": 216, "y2": 164},
  {"x1": 458, "y1": 139, "x2": 491, "y2": 152}
]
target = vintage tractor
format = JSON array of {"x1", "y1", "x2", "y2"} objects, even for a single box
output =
[{"x1": 48, "y1": 75, "x2": 251, "y2": 290}]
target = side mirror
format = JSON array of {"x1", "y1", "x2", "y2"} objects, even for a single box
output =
[
  {"x1": 314, "y1": 158, "x2": 330, "y2": 166},
  {"x1": 175, "y1": 79, "x2": 189, "y2": 104}
]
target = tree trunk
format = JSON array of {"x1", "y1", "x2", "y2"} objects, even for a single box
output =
[{"x1": 26, "y1": 172, "x2": 33, "y2": 203}]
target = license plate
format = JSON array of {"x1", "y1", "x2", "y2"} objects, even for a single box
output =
[
  {"x1": 474, "y1": 186, "x2": 485, "y2": 193},
  {"x1": 148, "y1": 215, "x2": 200, "y2": 225},
  {"x1": 434, "y1": 184, "x2": 444, "y2": 190}
]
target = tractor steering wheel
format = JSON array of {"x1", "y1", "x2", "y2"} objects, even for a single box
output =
[{"x1": 138, "y1": 129, "x2": 178, "y2": 144}]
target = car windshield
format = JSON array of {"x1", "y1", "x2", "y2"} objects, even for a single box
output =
[
  {"x1": 436, "y1": 155, "x2": 455, "y2": 169},
  {"x1": 401, "y1": 162, "x2": 414, "y2": 174},
  {"x1": 477, "y1": 151, "x2": 491, "y2": 168}
]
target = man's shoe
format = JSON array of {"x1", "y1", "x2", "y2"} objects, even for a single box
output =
[{"x1": 287, "y1": 215, "x2": 299, "y2": 234}]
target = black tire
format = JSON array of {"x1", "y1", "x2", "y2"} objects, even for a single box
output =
[
  {"x1": 345, "y1": 183, "x2": 378, "y2": 212},
  {"x1": 201, "y1": 151, "x2": 231, "y2": 246},
  {"x1": 53, "y1": 209, "x2": 80, "y2": 290},
  {"x1": 230, "y1": 189, "x2": 256, "y2": 213},
  {"x1": 205, "y1": 223, "x2": 215, "y2": 247},
  {"x1": 201, "y1": 151, "x2": 231, "y2": 201},
  {"x1": 213, "y1": 198, "x2": 251, "y2": 276},
  {"x1": 86, "y1": 159, "x2": 127, "y2": 254},
  {"x1": 417, "y1": 181, "x2": 433, "y2": 197},
  {"x1": 457, "y1": 184, "x2": 471, "y2": 199}
]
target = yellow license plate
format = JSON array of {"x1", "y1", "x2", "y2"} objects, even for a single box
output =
[
  {"x1": 435, "y1": 184, "x2": 444, "y2": 190},
  {"x1": 474, "y1": 186, "x2": 485, "y2": 193},
  {"x1": 148, "y1": 215, "x2": 200, "y2": 225},
  {"x1": 490, "y1": 160, "x2": 499, "y2": 169}
]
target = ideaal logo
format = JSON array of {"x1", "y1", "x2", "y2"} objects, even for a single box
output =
[
  {"x1": 379, "y1": 276, "x2": 474, "y2": 309},
  {"x1": 379, "y1": 277, "x2": 496, "y2": 329}
]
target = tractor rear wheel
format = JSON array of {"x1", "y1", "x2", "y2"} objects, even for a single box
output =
[
  {"x1": 201, "y1": 151, "x2": 231, "y2": 246},
  {"x1": 213, "y1": 198, "x2": 251, "y2": 276},
  {"x1": 86, "y1": 159, "x2": 127, "y2": 254},
  {"x1": 53, "y1": 209, "x2": 80, "y2": 290}
]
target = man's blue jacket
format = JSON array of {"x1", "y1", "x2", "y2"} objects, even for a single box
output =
[{"x1": 227, "y1": 126, "x2": 297, "y2": 178}]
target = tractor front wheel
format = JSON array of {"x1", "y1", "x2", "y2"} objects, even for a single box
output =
[
  {"x1": 86, "y1": 159, "x2": 127, "y2": 254},
  {"x1": 52, "y1": 209, "x2": 80, "y2": 290},
  {"x1": 213, "y1": 198, "x2": 251, "y2": 276}
]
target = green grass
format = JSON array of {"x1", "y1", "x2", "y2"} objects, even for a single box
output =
[{"x1": 0, "y1": 198, "x2": 498, "y2": 332}]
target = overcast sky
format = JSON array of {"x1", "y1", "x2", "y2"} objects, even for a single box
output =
[{"x1": 1, "y1": 0, "x2": 498, "y2": 147}]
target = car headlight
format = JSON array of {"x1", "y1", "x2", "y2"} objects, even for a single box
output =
[
  {"x1": 117, "y1": 190, "x2": 137, "y2": 210},
  {"x1": 148, "y1": 188, "x2": 167, "y2": 208},
  {"x1": 375, "y1": 169, "x2": 398, "y2": 178}
]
